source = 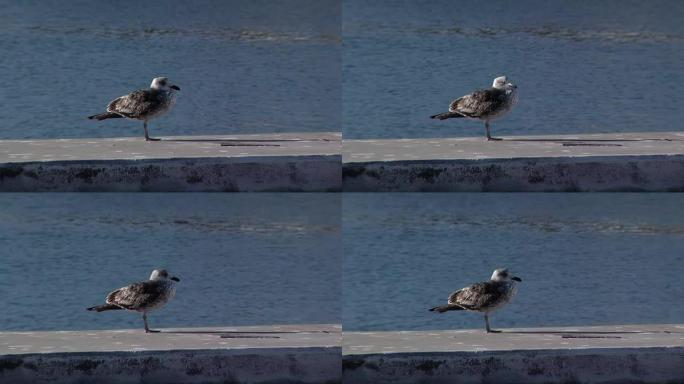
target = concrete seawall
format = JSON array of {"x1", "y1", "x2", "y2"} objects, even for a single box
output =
[
  {"x1": 0, "y1": 132, "x2": 341, "y2": 192},
  {"x1": 0, "y1": 324, "x2": 341, "y2": 384},
  {"x1": 343, "y1": 132, "x2": 684, "y2": 191},
  {"x1": 343, "y1": 324, "x2": 684, "y2": 384}
]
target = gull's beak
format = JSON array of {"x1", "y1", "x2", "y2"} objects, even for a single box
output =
[
  {"x1": 512, "y1": 276, "x2": 522, "y2": 282},
  {"x1": 171, "y1": 276, "x2": 180, "y2": 282},
  {"x1": 170, "y1": 85, "x2": 180, "y2": 91}
]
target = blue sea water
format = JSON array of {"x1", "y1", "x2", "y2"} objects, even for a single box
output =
[
  {"x1": 0, "y1": 0, "x2": 340, "y2": 139},
  {"x1": 343, "y1": 193, "x2": 684, "y2": 331},
  {"x1": 343, "y1": 0, "x2": 684, "y2": 139},
  {"x1": 0, "y1": 193, "x2": 341, "y2": 331}
]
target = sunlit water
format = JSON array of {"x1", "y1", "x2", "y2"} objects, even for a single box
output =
[
  {"x1": 0, "y1": 0, "x2": 340, "y2": 139},
  {"x1": 0, "y1": 193, "x2": 341, "y2": 331},
  {"x1": 343, "y1": 193, "x2": 684, "y2": 331},
  {"x1": 343, "y1": 0, "x2": 684, "y2": 139}
]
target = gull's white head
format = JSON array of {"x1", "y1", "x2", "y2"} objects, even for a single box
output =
[
  {"x1": 492, "y1": 76, "x2": 516, "y2": 90},
  {"x1": 149, "y1": 269, "x2": 180, "y2": 282},
  {"x1": 150, "y1": 77, "x2": 180, "y2": 92},
  {"x1": 491, "y1": 268, "x2": 521, "y2": 283}
]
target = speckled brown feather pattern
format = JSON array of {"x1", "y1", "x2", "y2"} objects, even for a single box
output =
[
  {"x1": 106, "y1": 89, "x2": 173, "y2": 120},
  {"x1": 447, "y1": 280, "x2": 515, "y2": 312},
  {"x1": 105, "y1": 280, "x2": 175, "y2": 311},
  {"x1": 448, "y1": 88, "x2": 510, "y2": 119}
]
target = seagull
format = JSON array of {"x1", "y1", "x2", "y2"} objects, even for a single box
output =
[
  {"x1": 88, "y1": 77, "x2": 180, "y2": 141},
  {"x1": 87, "y1": 269, "x2": 180, "y2": 333},
  {"x1": 429, "y1": 268, "x2": 521, "y2": 333},
  {"x1": 430, "y1": 76, "x2": 518, "y2": 141}
]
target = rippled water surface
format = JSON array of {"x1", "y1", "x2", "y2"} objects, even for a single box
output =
[
  {"x1": 0, "y1": 194, "x2": 340, "y2": 331},
  {"x1": 343, "y1": 193, "x2": 684, "y2": 331},
  {"x1": 0, "y1": 0, "x2": 340, "y2": 139},
  {"x1": 343, "y1": 0, "x2": 684, "y2": 139}
]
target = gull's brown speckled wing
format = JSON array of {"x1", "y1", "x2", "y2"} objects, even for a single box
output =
[
  {"x1": 447, "y1": 281, "x2": 504, "y2": 310},
  {"x1": 105, "y1": 280, "x2": 167, "y2": 311},
  {"x1": 449, "y1": 88, "x2": 507, "y2": 118},
  {"x1": 106, "y1": 89, "x2": 160, "y2": 119}
]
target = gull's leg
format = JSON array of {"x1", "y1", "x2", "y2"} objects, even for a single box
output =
[
  {"x1": 143, "y1": 121, "x2": 161, "y2": 142},
  {"x1": 143, "y1": 313, "x2": 160, "y2": 333},
  {"x1": 485, "y1": 121, "x2": 502, "y2": 141},
  {"x1": 485, "y1": 313, "x2": 501, "y2": 333}
]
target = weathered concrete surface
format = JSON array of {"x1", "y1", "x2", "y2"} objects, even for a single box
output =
[
  {"x1": 0, "y1": 324, "x2": 341, "y2": 384},
  {"x1": 0, "y1": 132, "x2": 341, "y2": 191},
  {"x1": 343, "y1": 132, "x2": 684, "y2": 191},
  {"x1": 343, "y1": 324, "x2": 684, "y2": 384}
]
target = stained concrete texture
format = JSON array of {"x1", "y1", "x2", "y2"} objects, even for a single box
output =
[
  {"x1": 1, "y1": 324, "x2": 340, "y2": 355},
  {"x1": 1, "y1": 133, "x2": 340, "y2": 163},
  {"x1": 343, "y1": 132, "x2": 684, "y2": 162},
  {"x1": 0, "y1": 324, "x2": 341, "y2": 384},
  {"x1": 343, "y1": 324, "x2": 683, "y2": 354},
  {"x1": 343, "y1": 324, "x2": 684, "y2": 384},
  {"x1": 343, "y1": 132, "x2": 684, "y2": 191},
  {"x1": 0, "y1": 132, "x2": 341, "y2": 192}
]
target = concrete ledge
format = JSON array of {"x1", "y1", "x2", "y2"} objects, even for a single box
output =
[
  {"x1": 0, "y1": 324, "x2": 341, "y2": 384},
  {"x1": 343, "y1": 132, "x2": 684, "y2": 191},
  {"x1": 0, "y1": 133, "x2": 341, "y2": 192},
  {"x1": 342, "y1": 324, "x2": 684, "y2": 384}
]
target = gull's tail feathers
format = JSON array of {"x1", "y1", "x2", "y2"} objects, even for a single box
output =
[
  {"x1": 430, "y1": 112, "x2": 464, "y2": 120},
  {"x1": 87, "y1": 304, "x2": 123, "y2": 312},
  {"x1": 88, "y1": 112, "x2": 123, "y2": 121},
  {"x1": 429, "y1": 304, "x2": 465, "y2": 313}
]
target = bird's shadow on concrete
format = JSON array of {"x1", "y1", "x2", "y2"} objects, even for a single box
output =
[
  {"x1": 160, "y1": 330, "x2": 288, "y2": 339},
  {"x1": 159, "y1": 330, "x2": 335, "y2": 339},
  {"x1": 501, "y1": 138, "x2": 682, "y2": 144},
  {"x1": 501, "y1": 330, "x2": 641, "y2": 334},
  {"x1": 157, "y1": 139, "x2": 283, "y2": 146},
  {"x1": 158, "y1": 138, "x2": 334, "y2": 144},
  {"x1": 496, "y1": 329, "x2": 682, "y2": 338}
]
